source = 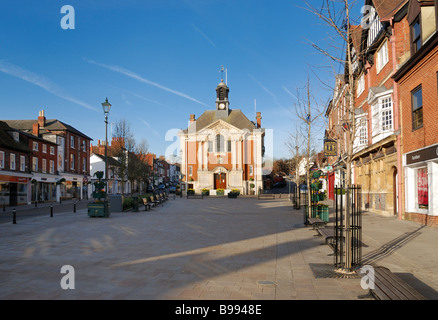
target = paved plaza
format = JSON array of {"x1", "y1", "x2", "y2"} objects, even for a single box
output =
[{"x1": 0, "y1": 196, "x2": 437, "y2": 300}]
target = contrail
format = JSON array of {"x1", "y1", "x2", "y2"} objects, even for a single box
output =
[
  {"x1": 0, "y1": 60, "x2": 97, "y2": 111},
  {"x1": 84, "y1": 58, "x2": 208, "y2": 107}
]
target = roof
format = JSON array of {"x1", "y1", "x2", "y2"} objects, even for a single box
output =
[
  {"x1": 91, "y1": 153, "x2": 122, "y2": 167},
  {"x1": 0, "y1": 121, "x2": 30, "y2": 153},
  {"x1": 4, "y1": 119, "x2": 93, "y2": 140},
  {"x1": 184, "y1": 109, "x2": 257, "y2": 133},
  {"x1": 372, "y1": 0, "x2": 408, "y2": 21}
]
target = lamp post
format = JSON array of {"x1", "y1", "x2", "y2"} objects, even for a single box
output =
[{"x1": 102, "y1": 98, "x2": 111, "y2": 199}]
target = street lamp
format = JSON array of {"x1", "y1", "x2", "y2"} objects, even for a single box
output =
[{"x1": 102, "y1": 98, "x2": 111, "y2": 198}]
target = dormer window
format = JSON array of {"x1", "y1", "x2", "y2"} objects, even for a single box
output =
[{"x1": 411, "y1": 17, "x2": 422, "y2": 54}]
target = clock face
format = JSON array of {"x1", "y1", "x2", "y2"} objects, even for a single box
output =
[{"x1": 219, "y1": 103, "x2": 225, "y2": 110}]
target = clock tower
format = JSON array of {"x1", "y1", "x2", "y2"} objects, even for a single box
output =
[{"x1": 215, "y1": 79, "x2": 230, "y2": 119}]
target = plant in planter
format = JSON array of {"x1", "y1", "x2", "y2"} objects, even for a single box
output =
[
  {"x1": 201, "y1": 188, "x2": 210, "y2": 196},
  {"x1": 187, "y1": 188, "x2": 195, "y2": 195},
  {"x1": 216, "y1": 188, "x2": 224, "y2": 196},
  {"x1": 228, "y1": 189, "x2": 240, "y2": 198},
  {"x1": 87, "y1": 171, "x2": 110, "y2": 218}
]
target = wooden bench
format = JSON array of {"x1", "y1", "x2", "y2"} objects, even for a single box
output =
[
  {"x1": 317, "y1": 227, "x2": 335, "y2": 245},
  {"x1": 158, "y1": 193, "x2": 167, "y2": 202},
  {"x1": 357, "y1": 266, "x2": 426, "y2": 300},
  {"x1": 307, "y1": 217, "x2": 327, "y2": 229},
  {"x1": 258, "y1": 194, "x2": 275, "y2": 200},
  {"x1": 141, "y1": 198, "x2": 151, "y2": 211}
]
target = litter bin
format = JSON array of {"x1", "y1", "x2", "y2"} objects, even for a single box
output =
[
  {"x1": 318, "y1": 205, "x2": 329, "y2": 222},
  {"x1": 132, "y1": 196, "x2": 139, "y2": 212}
]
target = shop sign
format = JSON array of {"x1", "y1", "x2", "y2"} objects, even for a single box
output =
[
  {"x1": 406, "y1": 145, "x2": 438, "y2": 165},
  {"x1": 324, "y1": 139, "x2": 337, "y2": 157},
  {"x1": 0, "y1": 175, "x2": 29, "y2": 183}
]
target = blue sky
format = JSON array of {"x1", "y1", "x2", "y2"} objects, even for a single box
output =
[{"x1": 0, "y1": 0, "x2": 363, "y2": 160}]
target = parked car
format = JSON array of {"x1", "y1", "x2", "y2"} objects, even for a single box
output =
[
  {"x1": 158, "y1": 184, "x2": 165, "y2": 190},
  {"x1": 169, "y1": 186, "x2": 176, "y2": 193}
]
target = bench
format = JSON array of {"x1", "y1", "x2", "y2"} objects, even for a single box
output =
[
  {"x1": 258, "y1": 194, "x2": 275, "y2": 200},
  {"x1": 187, "y1": 194, "x2": 204, "y2": 199},
  {"x1": 158, "y1": 193, "x2": 167, "y2": 202},
  {"x1": 317, "y1": 227, "x2": 335, "y2": 246},
  {"x1": 141, "y1": 198, "x2": 151, "y2": 211},
  {"x1": 357, "y1": 266, "x2": 426, "y2": 300},
  {"x1": 307, "y1": 217, "x2": 327, "y2": 229},
  {"x1": 154, "y1": 194, "x2": 164, "y2": 206},
  {"x1": 149, "y1": 196, "x2": 160, "y2": 207}
]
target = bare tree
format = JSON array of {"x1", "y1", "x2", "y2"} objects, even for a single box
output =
[{"x1": 294, "y1": 76, "x2": 326, "y2": 218}]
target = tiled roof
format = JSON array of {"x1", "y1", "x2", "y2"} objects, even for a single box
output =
[
  {"x1": 0, "y1": 121, "x2": 30, "y2": 153},
  {"x1": 4, "y1": 119, "x2": 92, "y2": 140},
  {"x1": 184, "y1": 109, "x2": 256, "y2": 133}
]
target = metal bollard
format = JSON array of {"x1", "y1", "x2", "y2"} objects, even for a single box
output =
[
  {"x1": 12, "y1": 209, "x2": 16, "y2": 224},
  {"x1": 74, "y1": 201, "x2": 76, "y2": 213},
  {"x1": 50, "y1": 204, "x2": 53, "y2": 217},
  {"x1": 3, "y1": 204, "x2": 5, "y2": 212}
]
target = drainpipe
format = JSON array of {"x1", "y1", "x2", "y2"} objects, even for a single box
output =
[{"x1": 390, "y1": 17, "x2": 403, "y2": 221}]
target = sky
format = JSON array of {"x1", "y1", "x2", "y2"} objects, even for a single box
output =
[{"x1": 0, "y1": 0, "x2": 364, "y2": 161}]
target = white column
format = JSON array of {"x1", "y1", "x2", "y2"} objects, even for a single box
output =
[
  {"x1": 232, "y1": 138, "x2": 236, "y2": 170},
  {"x1": 198, "y1": 141, "x2": 203, "y2": 170},
  {"x1": 238, "y1": 139, "x2": 242, "y2": 170},
  {"x1": 428, "y1": 161, "x2": 438, "y2": 217}
]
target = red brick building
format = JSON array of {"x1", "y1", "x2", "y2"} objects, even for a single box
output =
[
  {"x1": 5, "y1": 110, "x2": 92, "y2": 200},
  {"x1": 394, "y1": 0, "x2": 438, "y2": 225},
  {"x1": 178, "y1": 79, "x2": 265, "y2": 195}
]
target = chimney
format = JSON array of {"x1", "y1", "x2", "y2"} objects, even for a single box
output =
[
  {"x1": 256, "y1": 112, "x2": 262, "y2": 128},
  {"x1": 32, "y1": 123, "x2": 39, "y2": 136},
  {"x1": 38, "y1": 110, "x2": 46, "y2": 127},
  {"x1": 190, "y1": 114, "x2": 196, "y2": 124}
]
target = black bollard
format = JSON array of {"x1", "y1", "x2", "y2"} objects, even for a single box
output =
[
  {"x1": 3, "y1": 204, "x2": 5, "y2": 212},
  {"x1": 74, "y1": 201, "x2": 76, "y2": 213},
  {"x1": 12, "y1": 209, "x2": 16, "y2": 224},
  {"x1": 35, "y1": 201, "x2": 37, "y2": 208},
  {"x1": 60, "y1": 197, "x2": 62, "y2": 205},
  {"x1": 50, "y1": 204, "x2": 53, "y2": 217}
]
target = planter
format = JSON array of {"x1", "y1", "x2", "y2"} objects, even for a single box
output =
[
  {"x1": 228, "y1": 192, "x2": 238, "y2": 198},
  {"x1": 216, "y1": 190, "x2": 224, "y2": 196},
  {"x1": 88, "y1": 201, "x2": 110, "y2": 218}
]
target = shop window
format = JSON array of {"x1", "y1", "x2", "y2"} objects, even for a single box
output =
[{"x1": 417, "y1": 167, "x2": 428, "y2": 209}]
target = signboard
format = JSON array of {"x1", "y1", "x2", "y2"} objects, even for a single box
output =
[
  {"x1": 324, "y1": 139, "x2": 337, "y2": 157},
  {"x1": 406, "y1": 145, "x2": 438, "y2": 165}
]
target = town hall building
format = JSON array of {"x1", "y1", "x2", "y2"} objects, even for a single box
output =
[{"x1": 178, "y1": 79, "x2": 265, "y2": 195}]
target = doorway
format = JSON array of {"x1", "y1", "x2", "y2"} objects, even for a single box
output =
[{"x1": 214, "y1": 173, "x2": 227, "y2": 190}]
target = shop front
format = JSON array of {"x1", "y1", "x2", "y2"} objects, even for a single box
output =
[
  {"x1": 0, "y1": 174, "x2": 31, "y2": 206},
  {"x1": 404, "y1": 144, "x2": 438, "y2": 225},
  {"x1": 31, "y1": 173, "x2": 61, "y2": 203}
]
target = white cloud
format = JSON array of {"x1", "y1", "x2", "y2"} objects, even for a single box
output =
[{"x1": 0, "y1": 60, "x2": 97, "y2": 112}]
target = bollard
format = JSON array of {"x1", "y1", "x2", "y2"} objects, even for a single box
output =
[
  {"x1": 74, "y1": 201, "x2": 76, "y2": 213},
  {"x1": 3, "y1": 204, "x2": 5, "y2": 212},
  {"x1": 12, "y1": 209, "x2": 16, "y2": 224},
  {"x1": 35, "y1": 201, "x2": 37, "y2": 208},
  {"x1": 60, "y1": 197, "x2": 62, "y2": 205},
  {"x1": 50, "y1": 204, "x2": 53, "y2": 217}
]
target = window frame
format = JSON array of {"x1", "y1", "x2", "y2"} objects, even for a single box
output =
[
  {"x1": 32, "y1": 157, "x2": 38, "y2": 172},
  {"x1": 411, "y1": 85, "x2": 423, "y2": 130},
  {"x1": 410, "y1": 16, "x2": 422, "y2": 54},
  {"x1": 70, "y1": 154, "x2": 75, "y2": 170},
  {"x1": 0, "y1": 151, "x2": 4, "y2": 169},
  {"x1": 49, "y1": 160, "x2": 55, "y2": 174},
  {"x1": 33, "y1": 142, "x2": 38, "y2": 151},
  {"x1": 42, "y1": 158, "x2": 47, "y2": 173},
  {"x1": 20, "y1": 155, "x2": 25, "y2": 172},
  {"x1": 376, "y1": 40, "x2": 389, "y2": 73},
  {"x1": 10, "y1": 153, "x2": 16, "y2": 170}
]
